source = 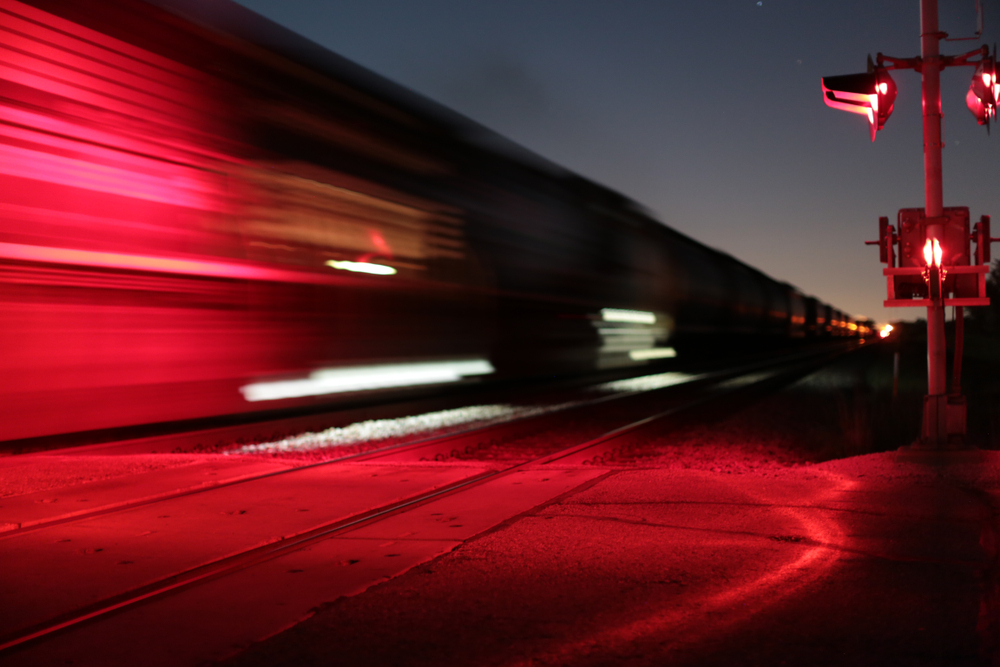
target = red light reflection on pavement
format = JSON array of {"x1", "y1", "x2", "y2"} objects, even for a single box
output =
[{"x1": 510, "y1": 473, "x2": 855, "y2": 664}]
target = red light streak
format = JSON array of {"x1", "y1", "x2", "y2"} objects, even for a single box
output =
[
  {"x1": 0, "y1": 142, "x2": 218, "y2": 210},
  {"x1": 2, "y1": 0, "x2": 198, "y2": 77},
  {"x1": 0, "y1": 102, "x2": 234, "y2": 167},
  {"x1": 0, "y1": 241, "x2": 358, "y2": 285}
]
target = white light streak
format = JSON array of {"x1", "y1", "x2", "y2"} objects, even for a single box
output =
[
  {"x1": 232, "y1": 368, "x2": 703, "y2": 455},
  {"x1": 325, "y1": 260, "x2": 397, "y2": 275},
  {"x1": 596, "y1": 371, "x2": 699, "y2": 393},
  {"x1": 240, "y1": 360, "x2": 494, "y2": 402},
  {"x1": 601, "y1": 308, "x2": 656, "y2": 324},
  {"x1": 628, "y1": 347, "x2": 677, "y2": 360}
]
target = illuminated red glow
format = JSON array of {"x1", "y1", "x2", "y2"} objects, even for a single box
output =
[
  {"x1": 923, "y1": 238, "x2": 943, "y2": 267},
  {"x1": 821, "y1": 70, "x2": 897, "y2": 141},
  {"x1": 530, "y1": 473, "x2": 854, "y2": 662},
  {"x1": 0, "y1": 241, "x2": 365, "y2": 285},
  {"x1": 967, "y1": 64, "x2": 998, "y2": 123}
]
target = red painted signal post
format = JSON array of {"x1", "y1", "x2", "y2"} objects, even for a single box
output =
[{"x1": 824, "y1": 0, "x2": 998, "y2": 447}]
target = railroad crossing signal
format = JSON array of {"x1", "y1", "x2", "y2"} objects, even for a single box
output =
[
  {"x1": 966, "y1": 46, "x2": 998, "y2": 128},
  {"x1": 826, "y1": 6, "x2": 999, "y2": 446},
  {"x1": 821, "y1": 57, "x2": 897, "y2": 141},
  {"x1": 869, "y1": 208, "x2": 992, "y2": 308}
]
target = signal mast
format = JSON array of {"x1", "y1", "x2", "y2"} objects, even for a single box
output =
[{"x1": 822, "y1": 0, "x2": 998, "y2": 447}]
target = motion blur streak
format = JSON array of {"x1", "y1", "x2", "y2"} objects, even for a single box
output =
[
  {"x1": 627, "y1": 347, "x2": 677, "y2": 360},
  {"x1": 0, "y1": 242, "x2": 342, "y2": 283},
  {"x1": 325, "y1": 260, "x2": 397, "y2": 275},
  {"x1": 236, "y1": 369, "x2": 702, "y2": 454},
  {"x1": 0, "y1": 134, "x2": 218, "y2": 210},
  {"x1": 239, "y1": 360, "x2": 495, "y2": 402},
  {"x1": 601, "y1": 308, "x2": 657, "y2": 324},
  {"x1": 0, "y1": 0, "x2": 862, "y2": 442}
]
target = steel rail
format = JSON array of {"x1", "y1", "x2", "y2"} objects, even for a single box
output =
[
  {"x1": 0, "y1": 342, "x2": 857, "y2": 654},
  {"x1": 0, "y1": 343, "x2": 854, "y2": 538}
]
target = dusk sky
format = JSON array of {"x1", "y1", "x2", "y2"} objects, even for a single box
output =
[{"x1": 232, "y1": 0, "x2": 1000, "y2": 324}]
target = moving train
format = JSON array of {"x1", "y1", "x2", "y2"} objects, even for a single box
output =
[{"x1": 0, "y1": 0, "x2": 870, "y2": 442}]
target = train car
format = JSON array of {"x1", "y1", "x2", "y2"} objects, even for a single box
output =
[
  {"x1": 787, "y1": 289, "x2": 808, "y2": 338},
  {"x1": 0, "y1": 0, "x2": 860, "y2": 442}
]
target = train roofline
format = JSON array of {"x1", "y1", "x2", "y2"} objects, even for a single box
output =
[
  {"x1": 140, "y1": 0, "x2": 570, "y2": 179},
  {"x1": 139, "y1": 0, "x2": 862, "y2": 325}
]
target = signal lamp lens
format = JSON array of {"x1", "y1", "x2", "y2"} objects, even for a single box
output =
[
  {"x1": 879, "y1": 82, "x2": 888, "y2": 94},
  {"x1": 933, "y1": 238, "x2": 943, "y2": 267},
  {"x1": 923, "y1": 239, "x2": 934, "y2": 266}
]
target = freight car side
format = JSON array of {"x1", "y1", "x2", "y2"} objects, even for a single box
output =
[
  {"x1": 1, "y1": 0, "x2": 860, "y2": 444},
  {"x1": 0, "y1": 0, "x2": 496, "y2": 440}
]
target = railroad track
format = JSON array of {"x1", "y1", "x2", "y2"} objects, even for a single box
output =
[
  {"x1": 0, "y1": 342, "x2": 858, "y2": 664},
  {"x1": 0, "y1": 343, "x2": 852, "y2": 536}
]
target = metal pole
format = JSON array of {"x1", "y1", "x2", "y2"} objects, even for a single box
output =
[
  {"x1": 952, "y1": 305, "x2": 964, "y2": 393},
  {"x1": 921, "y1": 0, "x2": 948, "y2": 444}
]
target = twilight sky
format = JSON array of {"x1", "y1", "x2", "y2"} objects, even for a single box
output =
[{"x1": 232, "y1": 0, "x2": 999, "y2": 324}]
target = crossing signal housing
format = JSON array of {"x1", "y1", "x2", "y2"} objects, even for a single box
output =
[
  {"x1": 873, "y1": 207, "x2": 993, "y2": 307},
  {"x1": 822, "y1": 58, "x2": 897, "y2": 141},
  {"x1": 966, "y1": 48, "x2": 998, "y2": 129}
]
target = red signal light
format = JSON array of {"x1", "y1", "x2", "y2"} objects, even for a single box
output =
[
  {"x1": 923, "y1": 238, "x2": 943, "y2": 267},
  {"x1": 821, "y1": 63, "x2": 897, "y2": 141},
  {"x1": 967, "y1": 52, "x2": 998, "y2": 129}
]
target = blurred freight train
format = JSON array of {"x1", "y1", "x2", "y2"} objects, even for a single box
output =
[{"x1": 0, "y1": 0, "x2": 870, "y2": 442}]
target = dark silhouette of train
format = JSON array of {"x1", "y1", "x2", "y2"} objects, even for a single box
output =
[{"x1": 0, "y1": 0, "x2": 869, "y2": 442}]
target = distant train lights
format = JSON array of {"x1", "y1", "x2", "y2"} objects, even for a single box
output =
[
  {"x1": 821, "y1": 59, "x2": 897, "y2": 141},
  {"x1": 879, "y1": 324, "x2": 894, "y2": 339}
]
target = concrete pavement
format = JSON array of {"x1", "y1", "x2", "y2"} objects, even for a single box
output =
[{"x1": 220, "y1": 452, "x2": 999, "y2": 666}]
